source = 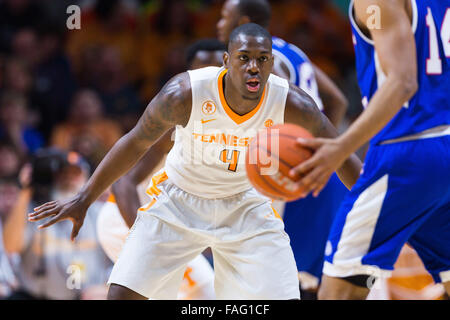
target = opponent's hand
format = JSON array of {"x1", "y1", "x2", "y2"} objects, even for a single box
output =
[
  {"x1": 28, "y1": 195, "x2": 90, "y2": 241},
  {"x1": 289, "y1": 137, "x2": 350, "y2": 198}
]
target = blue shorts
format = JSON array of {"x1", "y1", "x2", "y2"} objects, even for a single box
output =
[
  {"x1": 283, "y1": 173, "x2": 348, "y2": 280},
  {"x1": 323, "y1": 135, "x2": 450, "y2": 283}
]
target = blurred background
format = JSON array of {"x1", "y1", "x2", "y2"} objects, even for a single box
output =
[{"x1": 0, "y1": 0, "x2": 371, "y2": 300}]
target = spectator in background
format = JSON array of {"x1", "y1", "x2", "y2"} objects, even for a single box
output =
[
  {"x1": 1, "y1": 57, "x2": 42, "y2": 131},
  {"x1": 137, "y1": 0, "x2": 194, "y2": 101},
  {"x1": 2, "y1": 57, "x2": 33, "y2": 96},
  {"x1": 2, "y1": 149, "x2": 112, "y2": 300},
  {"x1": 0, "y1": 0, "x2": 42, "y2": 54},
  {"x1": 32, "y1": 24, "x2": 77, "y2": 140},
  {"x1": 185, "y1": 38, "x2": 226, "y2": 70},
  {"x1": 94, "y1": 47, "x2": 141, "y2": 132},
  {"x1": 0, "y1": 177, "x2": 20, "y2": 222},
  {"x1": 10, "y1": 28, "x2": 39, "y2": 69},
  {"x1": 0, "y1": 54, "x2": 4, "y2": 88},
  {"x1": 0, "y1": 177, "x2": 21, "y2": 298},
  {"x1": 0, "y1": 142, "x2": 21, "y2": 179},
  {"x1": 0, "y1": 91, "x2": 43, "y2": 158},
  {"x1": 66, "y1": 0, "x2": 138, "y2": 83},
  {"x1": 157, "y1": 43, "x2": 189, "y2": 89},
  {"x1": 50, "y1": 89, "x2": 123, "y2": 168}
]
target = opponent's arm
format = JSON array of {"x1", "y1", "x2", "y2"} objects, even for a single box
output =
[
  {"x1": 313, "y1": 65, "x2": 348, "y2": 128},
  {"x1": 293, "y1": 0, "x2": 417, "y2": 196},
  {"x1": 28, "y1": 73, "x2": 192, "y2": 240},
  {"x1": 111, "y1": 128, "x2": 175, "y2": 228},
  {"x1": 285, "y1": 84, "x2": 362, "y2": 192},
  {"x1": 337, "y1": 0, "x2": 417, "y2": 153}
]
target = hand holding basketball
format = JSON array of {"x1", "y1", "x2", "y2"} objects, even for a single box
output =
[{"x1": 292, "y1": 136, "x2": 350, "y2": 197}]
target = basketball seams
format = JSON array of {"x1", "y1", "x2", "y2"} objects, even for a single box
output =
[
  {"x1": 247, "y1": 163, "x2": 287, "y2": 200},
  {"x1": 246, "y1": 124, "x2": 313, "y2": 202}
]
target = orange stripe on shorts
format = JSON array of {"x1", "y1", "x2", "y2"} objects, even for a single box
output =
[
  {"x1": 138, "y1": 198, "x2": 157, "y2": 212},
  {"x1": 145, "y1": 171, "x2": 168, "y2": 197}
]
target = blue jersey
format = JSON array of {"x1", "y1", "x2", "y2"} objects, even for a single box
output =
[
  {"x1": 350, "y1": 0, "x2": 450, "y2": 145},
  {"x1": 272, "y1": 36, "x2": 323, "y2": 110}
]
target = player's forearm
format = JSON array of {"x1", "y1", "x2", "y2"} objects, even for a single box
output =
[
  {"x1": 336, "y1": 154, "x2": 362, "y2": 190},
  {"x1": 337, "y1": 75, "x2": 418, "y2": 155},
  {"x1": 77, "y1": 132, "x2": 152, "y2": 206},
  {"x1": 321, "y1": 93, "x2": 347, "y2": 128},
  {"x1": 315, "y1": 66, "x2": 348, "y2": 127},
  {"x1": 111, "y1": 129, "x2": 175, "y2": 227},
  {"x1": 3, "y1": 188, "x2": 32, "y2": 253},
  {"x1": 111, "y1": 178, "x2": 141, "y2": 228}
]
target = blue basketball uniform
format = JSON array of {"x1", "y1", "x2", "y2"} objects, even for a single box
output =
[
  {"x1": 324, "y1": 0, "x2": 450, "y2": 283},
  {"x1": 272, "y1": 36, "x2": 324, "y2": 111},
  {"x1": 283, "y1": 174, "x2": 348, "y2": 281},
  {"x1": 272, "y1": 36, "x2": 349, "y2": 283}
]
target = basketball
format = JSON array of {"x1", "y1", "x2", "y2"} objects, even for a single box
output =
[{"x1": 245, "y1": 123, "x2": 314, "y2": 202}]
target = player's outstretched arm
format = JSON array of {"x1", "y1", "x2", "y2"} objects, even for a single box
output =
[
  {"x1": 291, "y1": 0, "x2": 418, "y2": 197},
  {"x1": 284, "y1": 84, "x2": 362, "y2": 194},
  {"x1": 28, "y1": 73, "x2": 192, "y2": 240},
  {"x1": 111, "y1": 128, "x2": 175, "y2": 228}
]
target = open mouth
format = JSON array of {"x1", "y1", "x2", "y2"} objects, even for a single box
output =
[{"x1": 246, "y1": 78, "x2": 260, "y2": 93}]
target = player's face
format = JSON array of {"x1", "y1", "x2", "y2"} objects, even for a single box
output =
[
  {"x1": 217, "y1": 0, "x2": 240, "y2": 43},
  {"x1": 224, "y1": 34, "x2": 273, "y2": 100},
  {"x1": 190, "y1": 50, "x2": 224, "y2": 70}
]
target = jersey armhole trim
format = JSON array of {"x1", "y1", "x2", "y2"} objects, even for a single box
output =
[
  {"x1": 349, "y1": 0, "x2": 418, "y2": 46},
  {"x1": 272, "y1": 49, "x2": 297, "y2": 84},
  {"x1": 184, "y1": 70, "x2": 198, "y2": 129},
  {"x1": 349, "y1": 0, "x2": 374, "y2": 45}
]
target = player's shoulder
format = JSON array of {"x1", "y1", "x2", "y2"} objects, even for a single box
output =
[
  {"x1": 187, "y1": 66, "x2": 222, "y2": 82},
  {"x1": 286, "y1": 82, "x2": 318, "y2": 112},
  {"x1": 158, "y1": 72, "x2": 192, "y2": 111},
  {"x1": 268, "y1": 73, "x2": 290, "y2": 89}
]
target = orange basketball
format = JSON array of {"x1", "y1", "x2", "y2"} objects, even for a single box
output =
[{"x1": 245, "y1": 123, "x2": 314, "y2": 202}]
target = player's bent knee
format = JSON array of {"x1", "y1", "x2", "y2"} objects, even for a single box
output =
[
  {"x1": 443, "y1": 281, "x2": 450, "y2": 296},
  {"x1": 107, "y1": 283, "x2": 147, "y2": 300},
  {"x1": 342, "y1": 274, "x2": 375, "y2": 289},
  {"x1": 318, "y1": 275, "x2": 370, "y2": 300}
]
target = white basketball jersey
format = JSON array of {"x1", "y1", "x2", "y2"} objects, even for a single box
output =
[{"x1": 164, "y1": 66, "x2": 289, "y2": 198}]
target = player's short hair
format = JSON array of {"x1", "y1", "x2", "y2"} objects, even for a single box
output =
[
  {"x1": 185, "y1": 39, "x2": 227, "y2": 67},
  {"x1": 228, "y1": 23, "x2": 272, "y2": 51},
  {"x1": 237, "y1": 0, "x2": 271, "y2": 28}
]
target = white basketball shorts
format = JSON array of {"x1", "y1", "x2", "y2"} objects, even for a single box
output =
[{"x1": 106, "y1": 170, "x2": 300, "y2": 300}]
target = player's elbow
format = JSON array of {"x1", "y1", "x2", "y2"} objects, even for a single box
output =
[{"x1": 396, "y1": 74, "x2": 418, "y2": 101}]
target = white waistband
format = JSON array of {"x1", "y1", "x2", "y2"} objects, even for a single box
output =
[{"x1": 379, "y1": 125, "x2": 450, "y2": 145}]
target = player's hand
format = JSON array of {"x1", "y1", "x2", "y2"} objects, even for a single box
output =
[
  {"x1": 27, "y1": 195, "x2": 90, "y2": 241},
  {"x1": 289, "y1": 137, "x2": 350, "y2": 198}
]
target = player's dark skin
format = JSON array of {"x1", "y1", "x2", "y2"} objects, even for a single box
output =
[{"x1": 28, "y1": 33, "x2": 362, "y2": 300}]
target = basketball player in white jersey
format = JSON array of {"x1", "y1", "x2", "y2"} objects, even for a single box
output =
[
  {"x1": 95, "y1": 40, "x2": 227, "y2": 300},
  {"x1": 29, "y1": 24, "x2": 362, "y2": 299}
]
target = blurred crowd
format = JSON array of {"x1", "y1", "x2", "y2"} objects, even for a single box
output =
[{"x1": 0, "y1": 0, "x2": 360, "y2": 299}]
